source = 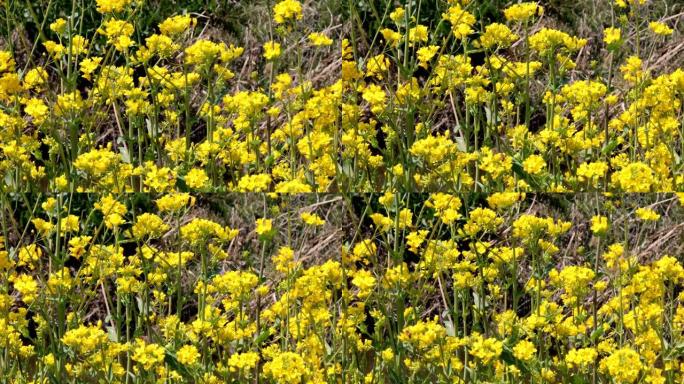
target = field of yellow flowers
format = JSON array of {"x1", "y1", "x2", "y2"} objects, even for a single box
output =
[
  {"x1": 3, "y1": 192, "x2": 684, "y2": 383},
  {"x1": 1, "y1": 0, "x2": 684, "y2": 383}
]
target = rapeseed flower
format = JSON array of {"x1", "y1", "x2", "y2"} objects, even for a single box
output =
[
  {"x1": 273, "y1": 0, "x2": 303, "y2": 24},
  {"x1": 601, "y1": 348, "x2": 642, "y2": 383},
  {"x1": 308, "y1": 32, "x2": 333, "y2": 46},
  {"x1": 504, "y1": 2, "x2": 543, "y2": 22},
  {"x1": 96, "y1": 0, "x2": 133, "y2": 13},
  {"x1": 648, "y1": 21, "x2": 673, "y2": 36},
  {"x1": 263, "y1": 41, "x2": 282, "y2": 60},
  {"x1": 512, "y1": 339, "x2": 536, "y2": 362},
  {"x1": 604, "y1": 27, "x2": 622, "y2": 47},
  {"x1": 176, "y1": 345, "x2": 200, "y2": 366},
  {"x1": 635, "y1": 207, "x2": 660, "y2": 221},
  {"x1": 263, "y1": 352, "x2": 308, "y2": 383},
  {"x1": 132, "y1": 340, "x2": 166, "y2": 370}
]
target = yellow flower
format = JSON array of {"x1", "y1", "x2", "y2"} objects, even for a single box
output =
[
  {"x1": 69, "y1": 35, "x2": 89, "y2": 55},
  {"x1": 263, "y1": 41, "x2": 282, "y2": 61},
  {"x1": 619, "y1": 56, "x2": 645, "y2": 84},
  {"x1": 262, "y1": 352, "x2": 308, "y2": 383},
  {"x1": 366, "y1": 54, "x2": 391, "y2": 79},
  {"x1": 272, "y1": 246, "x2": 297, "y2": 273},
  {"x1": 79, "y1": 57, "x2": 102, "y2": 80},
  {"x1": 55, "y1": 91, "x2": 83, "y2": 116},
  {"x1": 361, "y1": 83, "x2": 386, "y2": 114},
  {"x1": 487, "y1": 192, "x2": 525, "y2": 210},
  {"x1": 97, "y1": 19, "x2": 135, "y2": 51},
  {"x1": 406, "y1": 230, "x2": 428, "y2": 253},
  {"x1": 398, "y1": 208, "x2": 412, "y2": 229},
  {"x1": 556, "y1": 265, "x2": 595, "y2": 300},
  {"x1": 176, "y1": 345, "x2": 200, "y2": 366},
  {"x1": 131, "y1": 213, "x2": 169, "y2": 239},
  {"x1": 381, "y1": 348, "x2": 394, "y2": 362},
  {"x1": 74, "y1": 148, "x2": 121, "y2": 178},
  {"x1": 370, "y1": 213, "x2": 392, "y2": 232},
  {"x1": 155, "y1": 193, "x2": 195, "y2": 212},
  {"x1": 649, "y1": 21, "x2": 673, "y2": 36},
  {"x1": 408, "y1": 25, "x2": 428, "y2": 44},
  {"x1": 300, "y1": 212, "x2": 325, "y2": 226},
  {"x1": 43, "y1": 41, "x2": 65, "y2": 59},
  {"x1": 12, "y1": 274, "x2": 39, "y2": 304},
  {"x1": 180, "y1": 218, "x2": 238, "y2": 245},
  {"x1": 308, "y1": 32, "x2": 333, "y2": 46},
  {"x1": 442, "y1": 4, "x2": 475, "y2": 39},
  {"x1": 24, "y1": 98, "x2": 49, "y2": 124},
  {"x1": 463, "y1": 208, "x2": 502, "y2": 236},
  {"x1": 255, "y1": 218, "x2": 274, "y2": 237},
  {"x1": 565, "y1": 347, "x2": 597, "y2": 369},
  {"x1": 469, "y1": 333, "x2": 503, "y2": 364},
  {"x1": 399, "y1": 318, "x2": 447, "y2": 350},
  {"x1": 635, "y1": 207, "x2": 660, "y2": 221},
  {"x1": 513, "y1": 339, "x2": 537, "y2": 362},
  {"x1": 18, "y1": 244, "x2": 42, "y2": 270},
  {"x1": 137, "y1": 34, "x2": 178, "y2": 61},
  {"x1": 68, "y1": 236, "x2": 92, "y2": 259},
  {"x1": 94, "y1": 194, "x2": 127, "y2": 229},
  {"x1": 612, "y1": 162, "x2": 654, "y2": 192},
  {"x1": 96, "y1": 0, "x2": 133, "y2": 13},
  {"x1": 0, "y1": 251, "x2": 14, "y2": 271},
  {"x1": 601, "y1": 348, "x2": 642, "y2": 383},
  {"x1": 590, "y1": 215, "x2": 609, "y2": 235},
  {"x1": 346, "y1": 239, "x2": 377, "y2": 265},
  {"x1": 132, "y1": 339, "x2": 166, "y2": 370},
  {"x1": 0, "y1": 50, "x2": 15, "y2": 73},
  {"x1": 479, "y1": 147, "x2": 512, "y2": 179},
  {"x1": 479, "y1": 23, "x2": 518, "y2": 49},
  {"x1": 185, "y1": 168, "x2": 209, "y2": 189},
  {"x1": 529, "y1": 28, "x2": 586, "y2": 55},
  {"x1": 60, "y1": 215, "x2": 80, "y2": 233},
  {"x1": 49, "y1": 18, "x2": 67, "y2": 34},
  {"x1": 32, "y1": 218, "x2": 54, "y2": 235},
  {"x1": 228, "y1": 352, "x2": 260, "y2": 372},
  {"x1": 389, "y1": 7, "x2": 405, "y2": 24},
  {"x1": 54, "y1": 175, "x2": 69, "y2": 191},
  {"x1": 237, "y1": 174, "x2": 272, "y2": 192},
  {"x1": 577, "y1": 161, "x2": 608, "y2": 184},
  {"x1": 426, "y1": 193, "x2": 462, "y2": 224},
  {"x1": 410, "y1": 134, "x2": 456, "y2": 164},
  {"x1": 504, "y1": 2, "x2": 543, "y2": 22},
  {"x1": 541, "y1": 368, "x2": 556, "y2": 382},
  {"x1": 603, "y1": 27, "x2": 622, "y2": 48},
  {"x1": 522, "y1": 154, "x2": 545, "y2": 175},
  {"x1": 61, "y1": 324, "x2": 108, "y2": 355},
  {"x1": 273, "y1": 0, "x2": 303, "y2": 24},
  {"x1": 184, "y1": 39, "x2": 221, "y2": 66},
  {"x1": 416, "y1": 45, "x2": 440, "y2": 68},
  {"x1": 23, "y1": 67, "x2": 48, "y2": 89},
  {"x1": 183, "y1": 40, "x2": 240, "y2": 67},
  {"x1": 159, "y1": 15, "x2": 197, "y2": 36},
  {"x1": 351, "y1": 269, "x2": 376, "y2": 299}
]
